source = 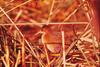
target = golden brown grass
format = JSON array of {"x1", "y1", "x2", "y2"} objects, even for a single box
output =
[{"x1": 0, "y1": 0, "x2": 99, "y2": 67}]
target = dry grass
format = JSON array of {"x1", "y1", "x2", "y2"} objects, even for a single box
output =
[{"x1": 0, "y1": 0, "x2": 99, "y2": 67}]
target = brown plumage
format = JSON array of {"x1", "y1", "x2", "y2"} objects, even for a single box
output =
[{"x1": 42, "y1": 25, "x2": 62, "y2": 53}]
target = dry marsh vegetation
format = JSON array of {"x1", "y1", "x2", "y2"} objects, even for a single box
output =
[{"x1": 0, "y1": 0, "x2": 99, "y2": 67}]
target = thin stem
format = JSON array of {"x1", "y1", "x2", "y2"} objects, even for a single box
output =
[
  {"x1": 21, "y1": 38, "x2": 26, "y2": 67},
  {"x1": 61, "y1": 31, "x2": 66, "y2": 67},
  {"x1": 41, "y1": 33, "x2": 50, "y2": 67},
  {"x1": 0, "y1": 22, "x2": 88, "y2": 26},
  {"x1": 15, "y1": 50, "x2": 21, "y2": 67},
  {"x1": 47, "y1": 0, "x2": 55, "y2": 24}
]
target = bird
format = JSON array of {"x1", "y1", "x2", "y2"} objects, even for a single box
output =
[{"x1": 41, "y1": 25, "x2": 62, "y2": 53}]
